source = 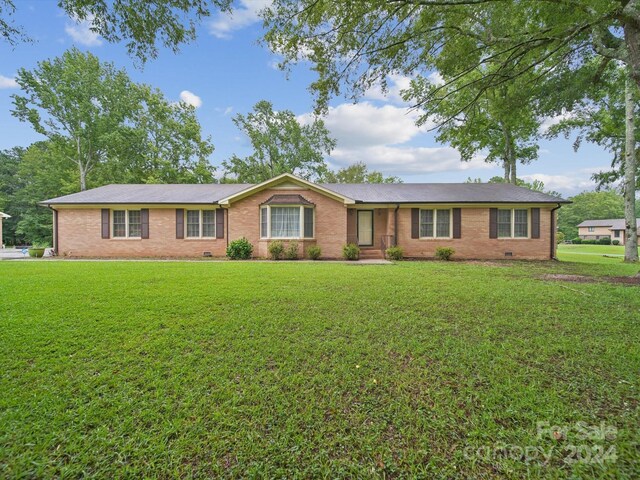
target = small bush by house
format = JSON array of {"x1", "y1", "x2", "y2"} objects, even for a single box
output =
[
  {"x1": 342, "y1": 243, "x2": 360, "y2": 261},
  {"x1": 612, "y1": 240, "x2": 620, "y2": 245},
  {"x1": 226, "y1": 237, "x2": 253, "y2": 260},
  {"x1": 385, "y1": 246, "x2": 403, "y2": 261},
  {"x1": 306, "y1": 245, "x2": 321, "y2": 260},
  {"x1": 572, "y1": 237, "x2": 582, "y2": 244},
  {"x1": 284, "y1": 241, "x2": 299, "y2": 260},
  {"x1": 598, "y1": 237, "x2": 611, "y2": 245},
  {"x1": 435, "y1": 246, "x2": 455, "y2": 261},
  {"x1": 556, "y1": 232, "x2": 565, "y2": 244},
  {"x1": 268, "y1": 241, "x2": 285, "y2": 260}
]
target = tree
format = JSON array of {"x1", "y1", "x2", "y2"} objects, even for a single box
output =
[
  {"x1": 12, "y1": 48, "x2": 215, "y2": 191},
  {"x1": 1, "y1": 0, "x2": 233, "y2": 62},
  {"x1": 410, "y1": 68, "x2": 541, "y2": 184},
  {"x1": 556, "y1": 190, "x2": 633, "y2": 240},
  {"x1": 223, "y1": 100, "x2": 335, "y2": 183},
  {"x1": 466, "y1": 176, "x2": 561, "y2": 197},
  {"x1": 323, "y1": 162, "x2": 402, "y2": 183}
]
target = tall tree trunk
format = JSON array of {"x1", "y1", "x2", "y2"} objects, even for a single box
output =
[
  {"x1": 76, "y1": 137, "x2": 87, "y2": 191},
  {"x1": 503, "y1": 159, "x2": 510, "y2": 181},
  {"x1": 501, "y1": 123, "x2": 517, "y2": 184},
  {"x1": 623, "y1": 2, "x2": 640, "y2": 91},
  {"x1": 510, "y1": 156, "x2": 517, "y2": 185},
  {"x1": 624, "y1": 72, "x2": 639, "y2": 262}
]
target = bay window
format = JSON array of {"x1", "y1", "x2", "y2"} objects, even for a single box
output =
[{"x1": 260, "y1": 205, "x2": 314, "y2": 239}]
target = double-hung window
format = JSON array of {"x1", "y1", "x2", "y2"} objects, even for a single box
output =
[
  {"x1": 113, "y1": 210, "x2": 141, "y2": 238},
  {"x1": 497, "y1": 209, "x2": 529, "y2": 238},
  {"x1": 260, "y1": 205, "x2": 314, "y2": 239},
  {"x1": 186, "y1": 210, "x2": 216, "y2": 238},
  {"x1": 419, "y1": 209, "x2": 451, "y2": 238}
]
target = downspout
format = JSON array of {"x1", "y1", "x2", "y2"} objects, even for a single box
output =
[
  {"x1": 394, "y1": 204, "x2": 400, "y2": 247},
  {"x1": 225, "y1": 206, "x2": 229, "y2": 249},
  {"x1": 48, "y1": 205, "x2": 58, "y2": 256},
  {"x1": 550, "y1": 203, "x2": 561, "y2": 260}
]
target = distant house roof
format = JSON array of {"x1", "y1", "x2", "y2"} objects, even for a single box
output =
[
  {"x1": 41, "y1": 175, "x2": 569, "y2": 206},
  {"x1": 0, "y1": 212, "x2": 10, "y2": 218},
  {"x1": 577, "y1": 218, "x2": 640, "y2": 230}
]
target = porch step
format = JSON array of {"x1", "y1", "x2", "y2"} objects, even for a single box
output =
[{"x1": 359, "y1": 248, "x2": 384, "y2": 260}]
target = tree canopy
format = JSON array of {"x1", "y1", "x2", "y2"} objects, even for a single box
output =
[
  {"x1": 223, "y1": 100, "x2": 335, "y2": 183},
  {"x1": 323, "y1": 162, "x2": 402, "y2": 184}
]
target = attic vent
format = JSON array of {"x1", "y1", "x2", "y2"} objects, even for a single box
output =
[
  {"x1": 504, "y1": 252, "x2": 513, "y2": 257},
  {"x1": 203, "y1": 251, "x2": 212, "y2": 257}
]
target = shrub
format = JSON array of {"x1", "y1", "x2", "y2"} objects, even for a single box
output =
[
  {"x1": 342, "y1": 243, "x2": 360, "y2": 261},
  {"x1": 268, "y1": 240, "x2": 285, "y2": 260},
  {"x1": 435, "y1": 246, "x2": 455, "y2": 261},
  {"x1": 306, "y1": 245, "x2": 322, "y2": 260},
  {"x1": 582, "y1": 239, "x2": 596, "y2": 245},
  {"x1": 556, "y1": 232, "x2": 565, "y2": 244},
  {"x1": 284, "y1": 241, "x2": 299, "y2": 260},
  {"x1": 612, "y1": 240, "x2": 620, "y2": 246},
  {"x1": 571, "y1": 237, "x2": 582, "y2": 244},
  {"x1": 598, "y1": 237, "x2": 611, "y2": 245},
  {"x1": 385, "y1": 246, "x2": 404, "y2": 261},
  {"x1": 226, "y1": 237, "x2": 253, "y2": 260}
]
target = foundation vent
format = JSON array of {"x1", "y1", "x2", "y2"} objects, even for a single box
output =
[
  {"x1": 504, "y1": 252, "x2": 513, "y2": 257},
  {"x1": 203, "y1": 251, "x2": 212, "y2": 257}
]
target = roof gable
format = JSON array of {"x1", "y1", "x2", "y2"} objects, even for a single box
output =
[{"x1": 217, "y1": 173, "x2": 356, "y2": 205}]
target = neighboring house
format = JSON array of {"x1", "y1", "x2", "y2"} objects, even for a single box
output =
[
  {"x1": 0, "y1": 212, "x2": 10, "y2": 248},
  {"x1": 577, "y1": 218, "x2": 640, "y2": 245},
  {"x1": 40, "y1": 173, "x2": 569, "y2": 260}
]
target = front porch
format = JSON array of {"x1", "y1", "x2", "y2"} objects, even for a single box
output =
[{"x1": 347, "y1": 207, "x2": 396, "y2": 258}]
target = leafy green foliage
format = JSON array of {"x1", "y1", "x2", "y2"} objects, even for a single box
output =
[
  {"x1": 284, "y1": 241, "x2": 299, "y2": 260},
  {"x1": 323, "y1": 162, "x2": 401, "y2": 184},
  {"x1": 268, "y1": 240, "x2": 285, "y2": 260},
  {"x1": 342, "y1": 243, "x2": 360, "y2": 261},
  {"x1": 223, "y1": 100, "x2": 335, "y2": 183},
  {"x1": 1, "y1": 260, "x2": 638, "y2": 477},
  {"x1": 556, "y1": 232, "x2": 566, "y2": 244},
  {"x1": 385, "y1": 246, "x2": 403, "y2": 261},
  {"x1": 225, "y1": 237, "x2": 253, "y2": 260},
  {"x1": 12, "y1": 48, "x2": 215, "y2": 191},
  {"x1": 306, "y1": 245, "x2": 321, "y2": 260},
  {"x1": 435, "y1": 246, "x2": 455, "y2": 261}
]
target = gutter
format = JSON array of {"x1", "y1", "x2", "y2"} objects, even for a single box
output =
[
  {"x1": 550, "y1": 203, "x2": 562, "y2": 260},
  {"x1": 394, "y1": 204, "x2": 400, "y2": 247},
  {"x1": 47, "y1": 205, "x2": 58, "y2": 256}
]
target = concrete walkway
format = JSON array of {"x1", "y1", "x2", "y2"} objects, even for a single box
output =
[{"x1": 0, "y1": 248, "x2": 29, "y2": 260}]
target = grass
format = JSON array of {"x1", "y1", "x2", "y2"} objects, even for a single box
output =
[
  {"x1": 557, "y1": 244, "x2": 640, "y2": 266},
  {"x1": 1, "y1": 259, "x2": 639, "y2": 478}
]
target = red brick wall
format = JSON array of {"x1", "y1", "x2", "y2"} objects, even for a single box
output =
[
  {"x1": 227, "y1": 188, "x2": 348, "y2": 258},
  {"x1": 57, "y1": 208, "x2": 227, "y2": 258},
  {"x1": 397, "y1": 206, "x2": 554, "y2": 260}
]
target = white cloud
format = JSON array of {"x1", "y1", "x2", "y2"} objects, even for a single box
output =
[
  {"x1": 329, "y1": 145, "x2": 490, "y2": 176},
  {"x1": 521, "y1": 172, "x2": 599, "y2": 195},
  {"x1": 0, "y1": 75, "x2": 18, "y2": 89},
  {"x1": 179, "y1": 90, "x2": 202, "y2": 108},
  {"x1": 364, "y1": 74, "x2": 413, "y2": 105},
  {"x1": 299, "y1": 102, "x2": 435, "y2": 149},
  {"x1": 209, "y1": 0, "x2": 270, "y2": 39},
  {"x1": 539, "y1": 111, "x2": 574, "y2": 133},
  {"x1": 65, "y1": 15, "x2": 102, "y2": 46}
]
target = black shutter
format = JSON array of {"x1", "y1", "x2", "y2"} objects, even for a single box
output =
[
  {"x1": 452, "y1": 208, "x2": 462, "y2": 239},
  {"x1": 531, "y1": 208, "x2": 540, "y2": 239},
  {"x1": 141, "y1": 209, "x2": 149, "y2": 239},
  {"x1": 176, "y1": 209, "x2": 184, "y2": 239},
  {"x1": 101, "y1": 209, "x2": 110, "y2": 239},
  {"x1": 489, "y1": 208, "x2": 498, "y2": 239},
  {"x1": 411, "y1": 208, "x2": 419, "y2": 239},
  {"x1": 216, "y1": 209, "x2": 224, "y2": 239}
]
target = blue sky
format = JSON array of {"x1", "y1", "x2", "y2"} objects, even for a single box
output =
[{"x1": 0, "y1": 1, "x2": 614, "y2": 196}]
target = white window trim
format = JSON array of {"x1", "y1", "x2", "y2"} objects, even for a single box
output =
[
  {"x1": 112, "y1": 209, "x2": 141, "y2": 239},
  {"x1": 418, "y1": 208, "x2": 453, "y2": 239},
  {"x1": 497, "y1": 208, "x2": 531, "y2": 239},
  {"x1": 260, "y1": 204, "x2": 315, "y2": 240},
  {"x1": 185, "y1": 209, "x2": 216, "y2": 239}
]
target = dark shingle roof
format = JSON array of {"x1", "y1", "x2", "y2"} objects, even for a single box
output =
[
  {"x1": 41, "y1": 184, "x2": 251, "y2": 205},
  {"x1": 41, "y1": 181, "x2": 568, "y2": 205},
  {"x1": 321, "y1": 183, "x2": 568, "y2": 204}
]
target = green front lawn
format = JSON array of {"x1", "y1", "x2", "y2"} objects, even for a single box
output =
[
  {"x1": 557, "y1": 244, "x2": 640, "y2": 265},
  {"x1": 1, "y1": 260, "x2": 638, "y2": 478}
]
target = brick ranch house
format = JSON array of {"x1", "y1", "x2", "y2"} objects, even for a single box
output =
[
  {"x1": 40, "y1": 173, "x2": 569, "y2": 260},
  {"x1": 577, "y1": 218, "x2": 640, "y2": 245}
]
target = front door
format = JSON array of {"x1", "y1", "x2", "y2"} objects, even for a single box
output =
[{"x1": 357, "y1": 210, "x2": 374, "y2": 246}]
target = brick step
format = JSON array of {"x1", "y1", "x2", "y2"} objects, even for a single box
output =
[{"x1": 359, "y1": 249, "x2": 384, "y2": 259}]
